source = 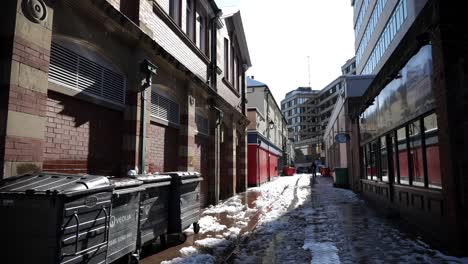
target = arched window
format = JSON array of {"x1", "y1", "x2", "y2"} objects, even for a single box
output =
[{"x1": 48, "y1": 37, "x2": 126, "y2": 105}]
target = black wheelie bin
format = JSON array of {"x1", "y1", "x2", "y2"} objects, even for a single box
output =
[
  {"x1": 107, "y1": 177, "x2": 144, "y2": 263},
  {"x1": 0, "y1": 172, "x2": 114, "y2": 264},
  {"x1": 136, "y1": 174, "x2": 172, "y2": 249},
  {"x1": 166, "y1": 172, "x2": 203, "y2": 239}
]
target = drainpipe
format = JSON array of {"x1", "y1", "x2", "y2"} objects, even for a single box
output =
[
  {"x1": 213, "y1": 105, "x2": 223, "y2": 204},
  {"x1": 138, "y1": 60, "x2": 157, "y2": 175},
  {"x1": 139, "y1": 90, "x2": 146, "y2": 174}
]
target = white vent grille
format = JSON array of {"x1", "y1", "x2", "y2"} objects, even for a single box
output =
[
  {"x1": 48, "y1": 42, "x2": 125, "y2": 105},
  {"x1": 151, "y1": 92, "x2": 180, "y2": 124},
  {"x1": 195, "y1": 114, "x2": 209, "y2": 135}
]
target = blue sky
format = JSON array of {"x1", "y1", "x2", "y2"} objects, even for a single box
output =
[{"x1": 216, "y1": 0, "x2": 355, "y2": 103}]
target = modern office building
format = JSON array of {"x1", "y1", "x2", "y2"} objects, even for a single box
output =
[
  {"x1": 350, "y1": 0, "x2": 468, "y2": 252},
  {"x1": 353, "y1": 0, "x2": 427, "y2": 74},
  {"x1": 341, "y1": 56, "x2": 357, "y2": 75},
  {"x1": 280, "y1": 87, "x2": 318, "y2": 169}
]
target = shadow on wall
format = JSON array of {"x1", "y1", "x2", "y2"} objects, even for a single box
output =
[
  {"x1": 146, "y1": 122, "x2": 179, "y2": 174},
  {"x1": 195, "y1": 134, "x2": 209, "y2": 207},
  {"x1": 43, "y1": 91, "x2": 123, "y2": 176}
]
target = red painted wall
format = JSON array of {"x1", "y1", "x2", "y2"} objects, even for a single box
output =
[
  {"x1": 247, "y1": 145, "x2": 258, "y2": 186},
  {"x1": 248, "y1": 145, "x2": 281, "y2": 186}
]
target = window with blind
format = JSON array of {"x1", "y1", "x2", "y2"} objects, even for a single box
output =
[
  {"x1": 150, "y1": 91, "x2": 180, "y2": 125},
  {"x1": 48, "y1": 42, "x2": 126, "y2": 105}
]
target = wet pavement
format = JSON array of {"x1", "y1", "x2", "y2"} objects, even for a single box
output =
[
  {"x1": 233, "y1": 176, "x2": 467, "y2": 264},
  {"x1": 139, "y1": 175, "x2": 468, "y2": 264},
  {"x1": 140, "y1": 187, "x2": 284, "y2": 264}
]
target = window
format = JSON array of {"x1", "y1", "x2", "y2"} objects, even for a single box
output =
[
  {"x1": 170, "y1": 0, "x2": 182, "y2": 26},
  {"x1": 390, "y1": 131, "x2": 399, "y2": 184},
  {"x1": 365, "y1": 144, "x2": 371, "y2": 179},
  {"x1": 370, "y1": 141, "x2": 379, "y2": 180},
  {"x1": 224, "y1": 38, "x2": 229, "y2": 80},
  {"x1": 195, "y1": 113, "x2": 209, "y2": 135},
  {"x1": 380, "y1": 136, "x2": 389, "y2": 182},
  {"x1": 186, "y1": 0, "x2": 195, "y2": 40},
  {"x1": 397, "y1": 127, "x2": 409, "y2": 184},
  {"x1": 424, "y1": 113, "x2": 441, "y2": 188},
  {"x1": 409, "y1": 120, "x2": 424, "y2": 186}
]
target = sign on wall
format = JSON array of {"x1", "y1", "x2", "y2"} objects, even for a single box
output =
[{"x1": 335, "y1": 133, "x2": 350, "y2": 143}]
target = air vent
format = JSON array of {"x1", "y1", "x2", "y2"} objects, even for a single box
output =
[
  {"x1": 195, "y1": 114, "x2": 209, "y2": 135},
  {"x1": 151, "y1": 92, "x2": 180, "y2": 124},
  {"x1": 48, "y1": 42, "x2": 125, "y2": 105}
]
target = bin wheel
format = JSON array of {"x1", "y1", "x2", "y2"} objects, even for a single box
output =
[
  {"x1": 128, "y1": 250, "x2": 140, "y2": 264},
  {"x1": 178, "y1": 233, "x2": 187, "y2": 243},
  {"x1": 160, "y1": 234, "x2": 167, "y2": 246},
  {"x1": 193, "y1": 222, "x2": 200, "y2": 234}
]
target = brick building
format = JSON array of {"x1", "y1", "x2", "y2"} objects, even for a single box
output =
[
  {"x1": 0, "y1": 0, "x2": 251, "y2": 207},
  {"x1": 350, "y1": 0, "x2": 468, "y2": 252}
]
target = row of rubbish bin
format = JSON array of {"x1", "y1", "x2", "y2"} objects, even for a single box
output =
[{"x1": 0, "y1": 171, "x2": 203, "y2": 264}]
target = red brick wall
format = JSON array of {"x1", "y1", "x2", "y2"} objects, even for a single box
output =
[
  {"x1": 43, "y1": 91, "x2": 123, "y2": 175},
  {"x1": 145, "y1": 122, "x2": 179, "y2": 173}
]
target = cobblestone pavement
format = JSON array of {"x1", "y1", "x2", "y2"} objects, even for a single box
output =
[{"x1": 232, "y1": 176, "x2": 468, "y2": 264}]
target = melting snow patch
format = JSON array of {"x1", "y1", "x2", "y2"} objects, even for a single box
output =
[
  {"x1": 179, "y1": 246, "x2": 198, "y2": 256},
  {"x1": 203, "y1": 197, "x2": 245, "y2": 215},
  {"x1": 197, "y1": 215, "x2": 226, "y2": 234}
]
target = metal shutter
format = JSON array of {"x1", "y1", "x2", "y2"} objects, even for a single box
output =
[
  {"x1": 48, "y1": 42, "x2": 125, "y2": 105},
  {"x1": 151, "y1": 91, "x2": 180, "y2": 124}
]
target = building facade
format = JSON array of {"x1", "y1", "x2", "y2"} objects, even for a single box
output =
[
  {"x1": 351, "y1": 0, "x2": 468, "y2": 252},
  {"x1": 0, "y1": 0, "x2": 251, "y2": 206},
  {"x1": 341, "y1": 56, "x2": 357, "y2": 75},
  {"x1": 322, "y1": 75, "x2": 374, "y2": 190},
  {"x1": 246, "y1": 77, "x2": 287, "y2": 186},
  {"x1": 280, "y1": 87, "x2": 318, "y2": 169}
]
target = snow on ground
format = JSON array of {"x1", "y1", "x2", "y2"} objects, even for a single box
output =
[
  {"x1": 196, "y1": 215, "x2": 226, "y2": 234},
  {"x1": 163, "y1": 174, "x2": 307, "y2": 264}
]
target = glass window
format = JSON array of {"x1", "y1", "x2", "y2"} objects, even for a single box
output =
[
  {"x1": 389, "y1": 131, "x2": 398, "y2": 183},
  {"x1": 363, "y1": 146, "x2": 368, "y2": 179},
  {"x1": 370, "y1": 141, "x2": 378, "y2": 180},
  {"x1": 380, "y1": 136, "x2": 389, "y2": 182},
  {"x1": 409, "y1": 120, "x2": 424, "y2": 187},
  {"x1": 424, "y1": 113, "x2": 442, "y2": 189},
  {"x1": 397, "y1": 127, "x2": 409, "y2": 184}
]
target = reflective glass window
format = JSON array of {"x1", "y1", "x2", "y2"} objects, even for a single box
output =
[
  {"x1": 397, "y1": 127, "x2": 409, "y2": 184},
  {"x1": 424, "y1": 113, "x2": 442, "y2": 189},
  {"x1": 380, "y1": 136, "x2": 389, "y2": 182},
  {"x1": 409, "y1": 120, "x2": 424, "y2": 187}
]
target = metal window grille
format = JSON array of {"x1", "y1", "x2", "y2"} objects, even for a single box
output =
[
  {"x1": 150, "y1": 91, "x2": 180, "y2": 124},
  {"x1": 195, "y1": 113, "x2": 209, "y2": 135},
  {"x1": 48, "y1": 42, "x2": 126, "y2": 105}
]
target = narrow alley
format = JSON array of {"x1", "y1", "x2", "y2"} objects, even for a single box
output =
[{"x1": 141, "y1": 175, "x2": 468, "y2": 264}]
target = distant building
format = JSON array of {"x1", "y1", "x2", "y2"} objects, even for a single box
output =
[
  {"x1": 246, "y1": 77, "x2": 288, "y2": 186},
  {"x1": 341, "y1": 56, "x2": 357, "y2": 75},
  {"x1": 280, "y1": 87, "x2": 318, "y2": 169},
  {"x1": 322, "y1": 75, "x2": 374, "y2": 190}
]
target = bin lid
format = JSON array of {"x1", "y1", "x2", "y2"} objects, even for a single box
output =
[
  {"x1": 164, "y1": 171, "x2": 201, "y2": 180},
  {"x1": 109, "y1": 177, "x2": 143, "y2": 189},
  {"x1": 135, "y1": 174, "x2": 172, "y2": 183},
  {"x1": 0, "y1": 173, "x2": 113, "y2": 196}
]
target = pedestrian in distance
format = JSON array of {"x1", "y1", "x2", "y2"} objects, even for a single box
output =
[{"x1": 311, "y1": 161, "x2": 317, "y2": 181}]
